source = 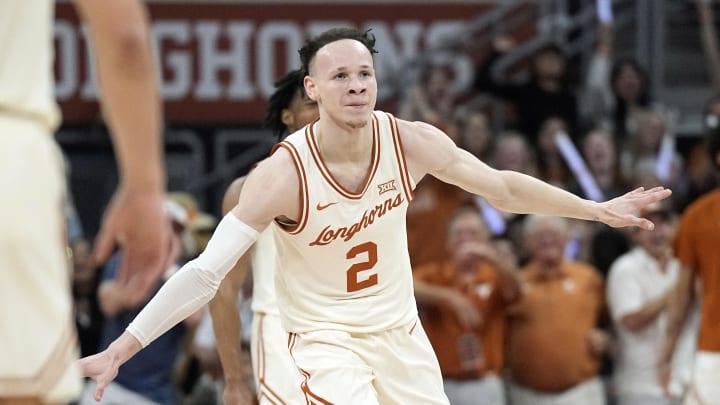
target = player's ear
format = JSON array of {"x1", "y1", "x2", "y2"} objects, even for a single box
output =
[
  {"x1": 304, "y1": 76, "x2": 319, "y2": 102},
  {"x1": 281, "y1": 108, "x2": 294, "y2": 129}
]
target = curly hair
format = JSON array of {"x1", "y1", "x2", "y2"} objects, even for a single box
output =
[{"x1": 298, "y1": 28, "x2": 377, "y2": 76}]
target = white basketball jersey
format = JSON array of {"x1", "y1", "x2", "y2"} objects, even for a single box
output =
[
  {"x1": 0, "y1": 0, "x2": 60, "y2": 130},
  {"x1": 250, "y1": 225, "x2": 280, "y2": 315},
  {"x1": 272, "y1": 111, "x2": 417, "y2": 334}
]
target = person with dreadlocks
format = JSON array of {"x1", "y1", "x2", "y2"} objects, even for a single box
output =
[{"x1": 207, "y1": 69, "x2": 318, "y2": 405}]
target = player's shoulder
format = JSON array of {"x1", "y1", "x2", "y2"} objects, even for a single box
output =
[{"x1": 682, "y1": 189, "x2": 720, "y2": 222}]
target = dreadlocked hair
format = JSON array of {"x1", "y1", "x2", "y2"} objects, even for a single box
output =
[{"x1": 264, "y1": 69, "x2": 306, "y2": 139}]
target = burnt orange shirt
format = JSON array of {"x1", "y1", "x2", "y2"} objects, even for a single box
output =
[
  {"x1": 414, "y1": 261, "x2": 510, "y2": 379},
  {"x1": 406, "y1": 177, "x2": 471, "y2": 267},
  {"x1": 674, "y1": 190, "x2": 720, "y2": 352},
  {"x1": 506, "y1": 261, "x2": 604, "y2": 392}
]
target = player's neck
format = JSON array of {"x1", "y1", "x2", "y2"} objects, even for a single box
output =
[{"x1": 316, "y1": 118, "x2": 373, "y2": 164}]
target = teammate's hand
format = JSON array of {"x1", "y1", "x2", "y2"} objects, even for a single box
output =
[
  {"x1": 79, "y1": 351, "x2": 120, "y2": 401},
  {"x1": 223, "y1": 379, "x2": 257, "y2": 405},
  {"x1": 598, "y1": 187, "x2": 672, "y2": 230},
  {"x1": 93, "y1": 185, "x2": 169, "y2": 305}
]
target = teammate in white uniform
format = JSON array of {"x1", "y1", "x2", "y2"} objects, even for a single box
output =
[
  {"x1": 210, "y1": 69, "x2": 318, "y2": 405},
  {"x1": 0, "y1": 1, "x2": 166, "y2": 403},
  {"x1": 81, "y1": 28, "x2": 671, "y2": 404}
]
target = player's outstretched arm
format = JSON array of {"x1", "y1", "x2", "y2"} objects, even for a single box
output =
[
  {"x1": 80, "y1": 151, "x2": 299, "y2": 401},
  {"x1": 398, "y1": 119, "x2": 671, "y2": 230},
  {"x1": 74, "y1": 0, "x2": 168, "y2": 304},
  {"x1": 209, "y1": 177, "x2": 256, "y2": 404}
]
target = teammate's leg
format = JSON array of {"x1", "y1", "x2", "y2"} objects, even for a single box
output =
[{"x1": 0, "y1": 117, "x2": 82, "y2": 403}]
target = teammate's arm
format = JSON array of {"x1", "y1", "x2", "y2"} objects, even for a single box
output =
[
  {"x1": 659, "y1": 267, "x2": 694, "y2": 392},
  {"x1": 73, "y1": 0, "x2": 168, "y2": 305},
  {"x1": 397, "y1": 119, "x2": 670, "y2": 230},
  {"x1": 209, "y1": 177, "x2": 256, "y2": 404},
  {"x1": 80, "y1": 150, "x2": 300, "y2": 401}
]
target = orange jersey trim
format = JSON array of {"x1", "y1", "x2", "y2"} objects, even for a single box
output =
[
  {"x1": 271, "y1": 141, "x2": 309, "y2": 235},
  {"x1": 287, "y1": 333, "x2": 335, "y2": 405},
  {"x1": 387, "y1": 113, "x2": 414, "y2": 202},
  {"x1": 254, "y1": 314, "x2": 288, "y2": 405},
  {"x1": 305, "y1": 114, "x2": 380, "y2": 200}
]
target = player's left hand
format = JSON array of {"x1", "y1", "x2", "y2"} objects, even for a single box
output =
[{"x1": 598, "y1": 187, "x2": 672, "y2": 230}]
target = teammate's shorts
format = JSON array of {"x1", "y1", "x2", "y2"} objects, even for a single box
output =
[
  {"x1": 251, "y1": 312, "x2": 305, "y2": 404},
  {"x1": 0, "y1": 115, "x2": 82, "y2": 402},
  {"x1": 684, "y1": 351, "x2": 720, "y2": 405}
]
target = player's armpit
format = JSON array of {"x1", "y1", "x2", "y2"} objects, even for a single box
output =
[{"x1": 232, "y1": 146, "x2": 301, "y2": 230}]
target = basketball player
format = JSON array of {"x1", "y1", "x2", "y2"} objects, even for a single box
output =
[
  {"x1": 660, "y1": 123, "x2": 720, "y2": 405},
  {"x1": 81, "y1": 28, "x2": 670, "y2": 404},
  {"x1": 209, "y1": 69, "x2": 318, "y2": 404},
  {"x1": 0, "y1": 1, "x2": 167, "y2": 403}
]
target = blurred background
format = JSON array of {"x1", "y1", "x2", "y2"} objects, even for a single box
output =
[{"x1": 56, "y1": 0, "x2": 719, "y2": 234}]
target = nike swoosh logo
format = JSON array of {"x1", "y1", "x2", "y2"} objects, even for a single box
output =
[{"x1": 316, "y1": 202, "x2": 338, "y2": 211}]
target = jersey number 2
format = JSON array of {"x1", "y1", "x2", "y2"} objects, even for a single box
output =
[{"x1": 346, "y1": 242, "x2": 378, "y2": 292}]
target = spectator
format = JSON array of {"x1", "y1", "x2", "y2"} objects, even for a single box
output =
[
  {"x1": 535, "y1": 117, "x2": 571, "y2": 189},
  {"x1": 407, "y1": 177, "x2": 472, "y2": 267},
  {"x1": 80, "y1": 200, "x2": 204, "y2": 405},
  {"x1": 491, "y1": 131, "x2": 536, "y2": 175},
  {"x1": 398, "y1": 62, "x2": 456, "y2": 133},
  {"x1": 506, "y1": 215, "x2": 608, "y2": 405},
  {"x1": 455, "y1": 108, "x2": 495, "y2": 162},
  {"x1": 607, "y1": 201, "x2": 692, "y2": 405},
  {"x1": 620, "y1": 110, "x2": 686, "y2": 206},
  {"x1": 473, "y1": 36, "x2": 578, "y2": 147},
  {"x1": 580, "y1": 128, "x2": 629, "y2": 200},
  {"x1": 414, "y1": 208, "x2": 519, "y2": 405},
  {"x1": 581, "y1": 18, "x2": 653, "y2": 140}
]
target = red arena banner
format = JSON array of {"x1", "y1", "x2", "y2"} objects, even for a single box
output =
[{"x1": 54, "y1": 2, "x2": 514, "y2": 124}]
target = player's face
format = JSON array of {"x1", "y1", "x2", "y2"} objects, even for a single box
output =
[
  {"x1": 283, "y1": 90, "x2": 319, "y2": 133},
  {"x1": 305, "y1": 39, "x2": 377, "y2": 129}
]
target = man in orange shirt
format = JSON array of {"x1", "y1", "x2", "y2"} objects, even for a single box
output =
[
  {"x1": 661, "y1": 123, "x2": 720, "y2": 404},
  {"x1": 414, "y1": 207, "x2": 519, "y2": 405},
  {"x1": 506, "y1": 215, "x2": 609, "y2": 405}
]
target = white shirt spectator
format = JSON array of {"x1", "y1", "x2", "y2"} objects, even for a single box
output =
[{"x1": 607, "y1": 247, "x2": 680, "y2": 399}]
